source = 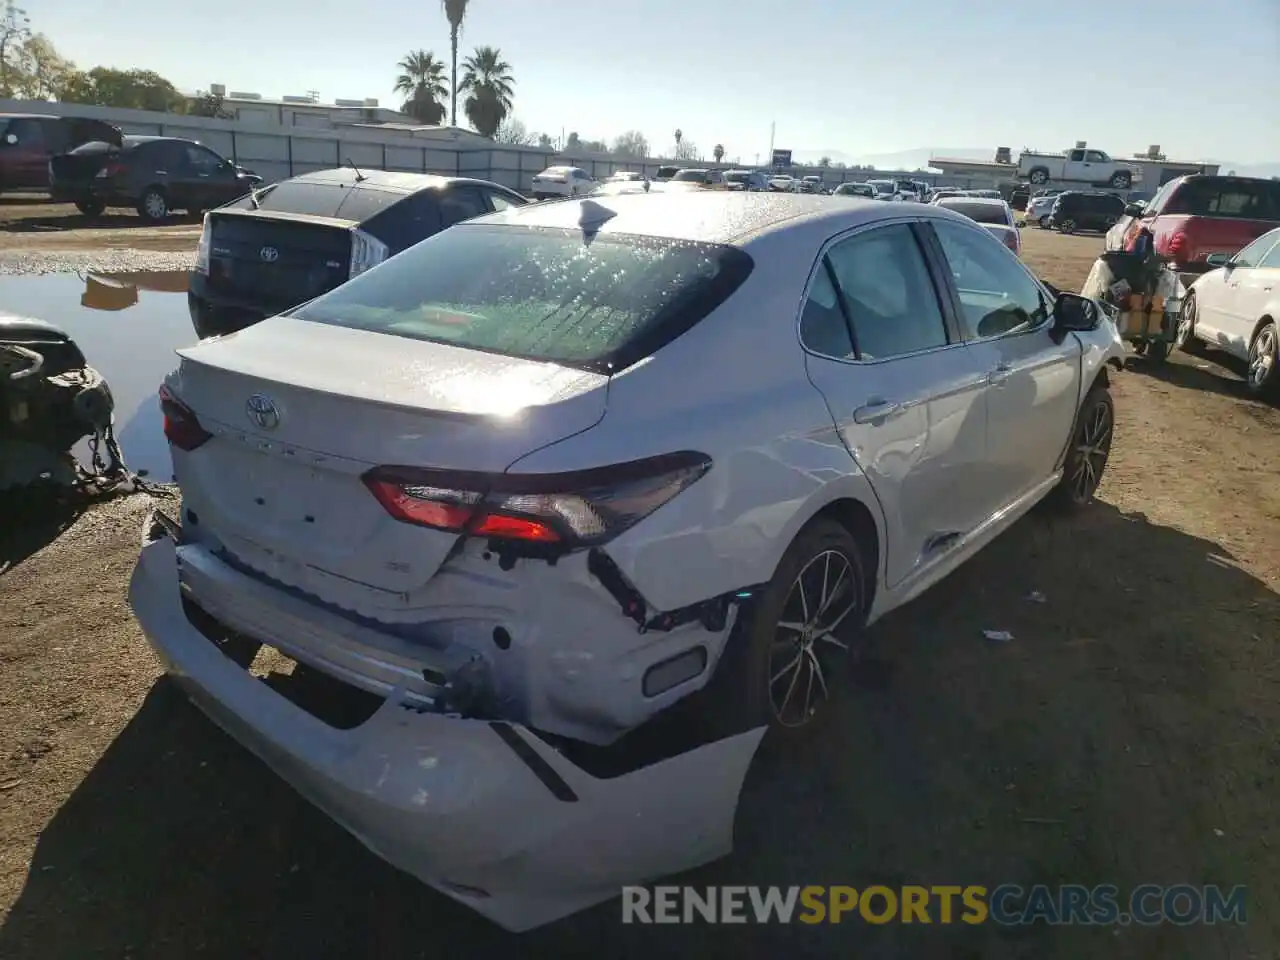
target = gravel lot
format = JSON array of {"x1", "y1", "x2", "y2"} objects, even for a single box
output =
[{"x1": 1, "y1": 206, "x2": 1278, "y2": 959}]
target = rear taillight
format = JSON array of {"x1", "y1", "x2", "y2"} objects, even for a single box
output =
[
  {"x1": 193, "y1": 214, "x2": 211, "y2": 275},
  {"x1": 159, "y1": 385, "x2": 212, "y2": 451},
  {"x1": 1164, "y1": 231, "x2": 1188, "y2": 261},
  {"x1": 94, "y1": 161, "x2": 124, "y2": 180},
  {"x1": 349, "y1": 228, "x2": 389, "y2": 279},
  {"x1": 362, "y1": 452, "x2": 712, "y2": 546}
]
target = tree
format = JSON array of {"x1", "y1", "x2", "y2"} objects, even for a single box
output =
[
  {"x1": 566, "y1": 131, "x2": 581, "y2": 150},
  {"x1": 459, "y1": 45, "x2": 514, "y2": 139},
  {"x1": 493, "y1": 117, "x2": 533, "y2": 146},
  {"x1": 673, "y1": 139, "x2": 698, "y2": 161},
  {"x1": 818, "y1": 156, "x2": 831, "y2": 168},
  {"x1": 611, "y1": 130, "x2": 648, "y2": 158},
  {"x1": 56, "y1": 67, "x2": 184, "y2": 111},
  {"x1": 580, "y1": 139, "x2": 607, "y2": 153},
  {"x1": 9, "y1": 32, "x2": 71, "y2": 100},
  {"x1": 713, "y1": 143, "x2": 724, "y2": 164},
  {"x1": 393, "y1": 49, "x2": 447, "y2": 125},
  {"x1": 537, "y1": 132, "x2": 553, "y2": 149},
  {"x1": 440, "y1": 0, "x2": 470, "y2": 126},
  {"x1": 190, "y1": 90, "x2": 233, "y2": 119},
  {"x1": 673, "y1": 128, "x2": 683, "y2": 147},
  {"x1": 0, "y1": 0, "x2": 31, "y2": 97}
]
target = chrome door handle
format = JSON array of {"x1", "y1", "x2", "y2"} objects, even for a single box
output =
[
  {"x1": 989, "y1": 362, "x2": 1013, "y2": 386},
  {"x1": 853, "y1": 399, "x2": 904, "y2": 424}
]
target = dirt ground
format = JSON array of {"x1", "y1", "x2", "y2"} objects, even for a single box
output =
[
  {"x1": 1, "y1": 215, "x2": 1278, "y2": 959},
  {"x1": 0, "y1": 197, "x2": 201, "y2": 252}
]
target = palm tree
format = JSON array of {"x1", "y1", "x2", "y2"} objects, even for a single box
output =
[
  {"x1": 713, "y1": 144, "x2": 724, "y2": 163},
  {"x1": 393, "y1": 49, "x2": 447, "y2": 124},
  {"x1": 459, "y1": 45, "x2": 515, "y2": 139},
  {"x1": 441, "y1": 0, "x2": 470, "y2": 126}
]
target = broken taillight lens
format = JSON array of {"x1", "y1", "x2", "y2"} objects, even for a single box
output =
[
  {"x1": 159, "y1": 384, "x2": 213, "y2": 451},
  {"x1": 362, "y1": 452, "x2": 712, "y2": 546}
]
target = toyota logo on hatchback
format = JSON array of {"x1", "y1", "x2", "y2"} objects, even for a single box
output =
[
  {"x1": 259, "y1": 246, "x2": 279, "y2": 263},
  {"x1": 245, "y1": 393, "x2": 280, "y2": 430}
]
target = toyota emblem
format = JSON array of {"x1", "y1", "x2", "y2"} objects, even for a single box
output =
[
  {"x1": 245, "y1": 393, "x2": 280, "y2": 431},
  {"x1": 259, "y1": 246, "x2": 279, "y2": 263}
]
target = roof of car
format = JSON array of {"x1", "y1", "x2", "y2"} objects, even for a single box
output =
[
  {"x1": 476, "y1": 191, "x2": 964, "y2": 244},
  {"x1": 0, "y1": 112, "x2": 59, "y2": 120},
  {"x1": 939, "y1": 196, "x2": 1006, "y2": 206},
  {"x1": 285, "y1": 168, "x2": 468, "y2": 194}
]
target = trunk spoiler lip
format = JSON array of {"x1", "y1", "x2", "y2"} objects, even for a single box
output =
[
  {"x1": 171, "y1": 332, "x2": 609, "y2": 422},
  {"x1": 207, "y1": 207, "x2": 359, "y2": 230}
]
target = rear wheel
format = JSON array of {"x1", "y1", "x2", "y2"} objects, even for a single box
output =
[
  {"x1": 1058, "y1": 218, "x2": 1077, "y2": 234},
  {"x1": 1029, "y1": 168, "x2": 1049, "y2": 185},
  {"x1": 1047, "y1": 386, "x2": 1114, "y2": 511},
  {"x1": 1146, "y1": 339, "x2": 1169, "y2": 362},
  {"x1": 1110, "y1": 171, "x2": 1133, "y2": 189},
  {"x1": 75, "y1": 199, "x2": 105, "y2": 217},
  {"x1": 137, "y1": 187, "x2": 169, "y2": 222},
  {"x1": 705, "y1": 518, "x2": 867, "y2": 739},
  {"x1": 1246, "y1": 321, "x2": 1279, "y2": 399},
  {"x1": 1038, "y1": 215, "x2": 1051, "y2": 229}
]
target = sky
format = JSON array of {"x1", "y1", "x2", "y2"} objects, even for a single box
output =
[{"x1": 31, "y1": 0, "x2": 1280, "y2": 165}]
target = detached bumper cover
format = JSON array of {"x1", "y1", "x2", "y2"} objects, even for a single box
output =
[{"x1": 128, "y1": 535, "x2": 766, "y2": 932}]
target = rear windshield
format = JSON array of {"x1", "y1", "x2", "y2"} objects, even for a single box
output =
[
  {"x1": 673, "y1": 170, "x2": 707, "y2": 182},
  {"x1": 940, "y1": 200, "x2": 1007, "y2": 224},
  {"x1": 291, "y1": 224, "x2": 755, "y2": 372},
  {"x1": 69, "y1": 140, "x2": 122, "y2": 156},
  {"x1": 1163, "y1": 178, "x2": 1280, "y2": 220},
  {"x1": 243, "y1": 180, "x2": 404, "y2": 221},
  {"x1": 724, "y1": 172, "x2": 750, "y2": 182}
]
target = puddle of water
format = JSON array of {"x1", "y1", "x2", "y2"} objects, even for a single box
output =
[{"x1": 1, "y1": 270, "x2": 197, "y2": 480}]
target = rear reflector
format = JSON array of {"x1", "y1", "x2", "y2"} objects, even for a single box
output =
[
  {"x1": 159, "y1": 384, "x2": 213, "y2": 451},
  {"x1": 362, "y1": 452, "x2": 712, "y2": 546}
]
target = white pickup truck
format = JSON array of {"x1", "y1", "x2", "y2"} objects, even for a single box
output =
[{"x1": 1018, "y1": 146, "x2": 1139, "y2": 189}]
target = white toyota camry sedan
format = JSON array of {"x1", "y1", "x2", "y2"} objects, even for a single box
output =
[
  {"x1": 1176, "y1": 225, "x2": 1280, "y2": 398},
  {"x1": 129, "y1": 192, "x2": 1125, "y2": 929}
]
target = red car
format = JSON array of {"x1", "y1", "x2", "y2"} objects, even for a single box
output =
[
  {"x1": 0, "y1": 113, "x2": 122, "y2": 195},
  {"x1": 1117, "y1": 175, "x2": 1280, "y2": 274}
]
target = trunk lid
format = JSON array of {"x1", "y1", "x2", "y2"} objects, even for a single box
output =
[
  {"x1": 205, "y1": 209, "x2": 357, "y2": 314},
  {"x1": 49, "y1": 144, "x2": 117, "y2": 184},
  {"x1": 1155, "y1": 214, "x2": 1280, "y2": 268},
  {"x1": 168, "y1": 316, "x2": 608, "y2": 600}
]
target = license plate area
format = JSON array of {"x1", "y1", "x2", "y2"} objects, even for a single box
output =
[{"x1": 182, "y1": 594, "x2": 384, "y2": 730}]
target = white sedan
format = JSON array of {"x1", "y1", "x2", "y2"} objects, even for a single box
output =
[
  {"x1": 531, "y1": 165, "x2": 595, "y2": 199},
  {"x1": 933, "y1": 196, "x2": 1022, "y2": 256},
  {"x1": 130, "y1": 192, "x2": 1124, "y2": 932},
  {"x1": 1176, "y1": 226, "x2": 1280, "y2": 397}
]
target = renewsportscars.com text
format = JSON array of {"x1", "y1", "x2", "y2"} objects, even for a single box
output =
[{"x1": 621, "y1": 884, "x2": 1247, "y2": 926}]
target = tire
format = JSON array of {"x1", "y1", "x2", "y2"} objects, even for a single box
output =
[
  {"x1": 1146, "y1": 339, "x2": 1169, "y2": 362},
  {"x1": 1110, "y1": 171, "x2": 1133, "y2": 189},
  {"x1": 137, "y1": 187, "x2": 169, "y2": 222},
  {"x1": 1029, "y1": 168, "x2": 1049, "y2": 185},
  {"x1": 1175, "y1": 292, "x2": 1204, "y2": 354},
  {"x1": 74, "y1": 199, "x2": 105, "y2": 217},
  {"x1": 1047, "y1": 386, "x2": 1114, "y2": 511},
  {"x1": 1038, "y1": 215, "x2": 1051, "y2": 229},
  {"x1": 1058, "y1": 218, "x2": 1077, "y2": 234},
  {"x1": 704, "y1": 518, "x2": 867, "y2": 739},
  {"x1": 1246, "y1": 320, "x2": 1280, "y2": 399}
]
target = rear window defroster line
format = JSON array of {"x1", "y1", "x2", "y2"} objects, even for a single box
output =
[{"x1": 586, "y1": 548, "x2": 765, "y2": 635}]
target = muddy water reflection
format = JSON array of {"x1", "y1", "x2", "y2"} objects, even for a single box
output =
[{"x1": 0, "y1": 270, "x2": 197, "y2": 479}]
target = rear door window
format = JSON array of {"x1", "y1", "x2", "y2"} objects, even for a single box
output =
[
  {"x1": 3, "y1": 118, "x2": 46, "y2": 148},
  {"x1": 290, "y1": 223, "x2": 754, "y2": 371},
  {"x1": 362, "y1": 192, "x2": 442, "y2": 253},
  {"x1": 438, "y1": 185, "x2": 490, "y2": 227}
]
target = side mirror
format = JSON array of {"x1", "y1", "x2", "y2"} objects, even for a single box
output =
[
  {"x1": 1205, "y1": 252, "x2": 1233, "y2": 268},
  {"x1": 1051, "y1": 293, "x2": 1099, "y2": 339},
  {"x1": 3, "y1": 133, "x2": 16, "y2": 145},
  {"x1": 1123, "y1": 203, "x2": 1145, "y2": 217}
]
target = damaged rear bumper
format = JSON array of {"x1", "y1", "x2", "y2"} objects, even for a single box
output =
[{"x1": 128, "y1": 531, "x2": 765, "y2": 932}]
